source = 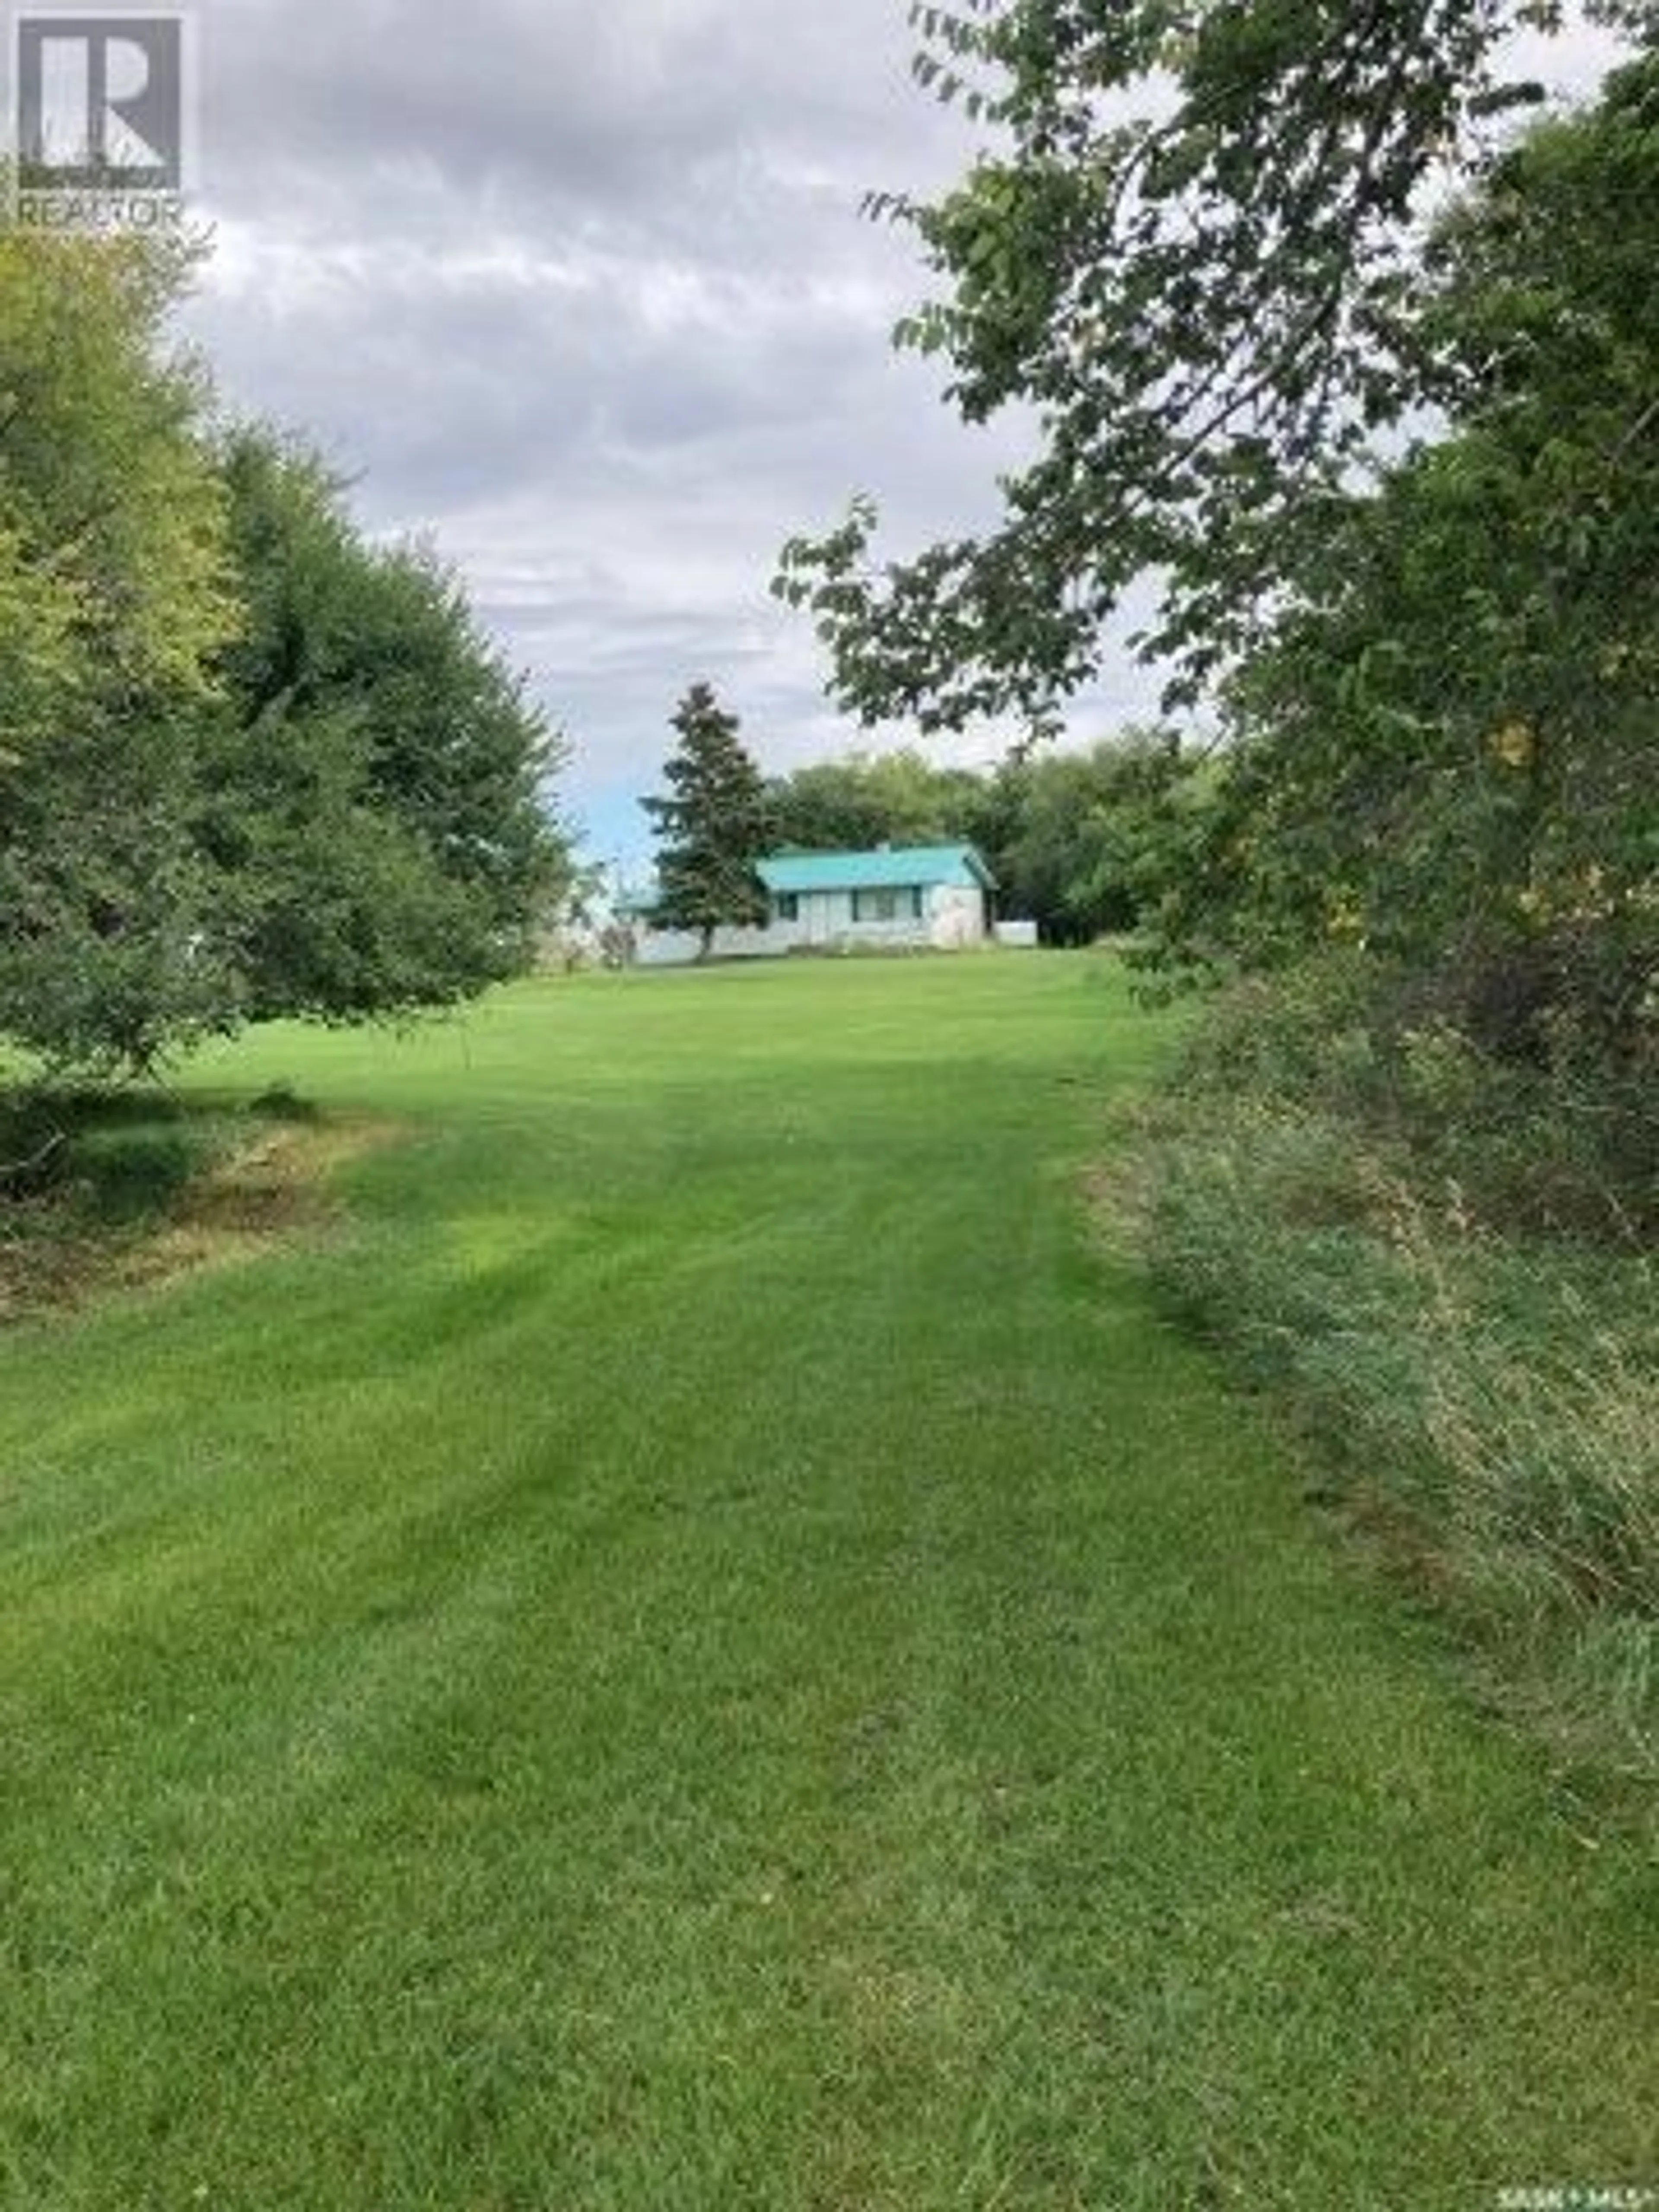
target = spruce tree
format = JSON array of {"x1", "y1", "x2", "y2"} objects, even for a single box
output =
[{"x1": 643, "y1": 684, "x2": 771, "y2": 959}]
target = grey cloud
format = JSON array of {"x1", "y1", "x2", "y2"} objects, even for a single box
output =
[
  {"x1": 202, "y1": 0, "x2": 966, "y2": 250},
  {"x1": 183, "y1": 1, "x2": 1627, "y2": 867},
  {"x1": 189, "y1": 0, "x2": 1018, "y2": 860}
]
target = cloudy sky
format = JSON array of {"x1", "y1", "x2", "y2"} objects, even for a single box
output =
[{"x1": 181, "y1": 1, "x2": 1626, "y2": 873}]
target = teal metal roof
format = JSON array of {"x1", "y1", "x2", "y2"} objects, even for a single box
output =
[{"x1": 758, "y1": 845, "x2": 996, "y2": 894}]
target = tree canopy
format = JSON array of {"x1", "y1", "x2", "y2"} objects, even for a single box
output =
[
  {"x1": 766, "y1": 748, "x2": 986, "y2": 855},
  {"x1": 1166, "y1": 57, "x2": 1658, "y2": 1060},
  {"x1": 0, "y1": 226, "x2": 232, "y2": 759},
  {"x1": 0, "y1": 225, "x2": 239, "y2": 1072},
  {"x1": 777, "y1": 0, "x2": 1656, "y2": 730},
  {"x1": 0, "y1": 222, "x2": 570, "y2": 1077},
  {"x1": 200, "y1": 429, "x2": 566, "y2": 1030}
]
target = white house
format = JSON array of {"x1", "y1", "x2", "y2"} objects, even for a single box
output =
[
  {"x1": 757, "y1": 845, "x2": 996, "y2": 952},
  {"x1": 623, "y1": 844, "x2": 998, "y2": 965}
]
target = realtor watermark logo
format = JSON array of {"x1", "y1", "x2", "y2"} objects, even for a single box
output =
[
  {"x1": 1498, "y1": 2190, "x2": 1658, "y2": 2211},
  {"x1": 9, "y1": 11, "x2": 194, "y2": 229}
]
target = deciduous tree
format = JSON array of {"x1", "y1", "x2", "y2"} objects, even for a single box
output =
[
  {"x1": 1170, "y1": 60, "x2": 1658, "y2": 1061},
  {"x1": 776, "y1": 0, "x2": 1654, "y2": 729},
  {"x1": 766, "y1": 748, "x2": 984, "y2": 853},
  {"x1": 0, "y1": 221, "x2": 238, "y2": 1072},
  {"x1": 200, "y1": 430, "x2": 570, "y2": 1027},
  {"x1": 0, "y1": 225, "x2": 571, "y2": 1075}
]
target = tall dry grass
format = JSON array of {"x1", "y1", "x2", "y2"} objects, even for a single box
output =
[{"x1": 1137, "y1": 962, "x2": 1657, "y2": 1783}]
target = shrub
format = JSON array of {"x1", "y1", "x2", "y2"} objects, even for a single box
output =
[
  {"x1": 69, "y1": 1119, "x2": 200, "y2": 1224},
  {"x1": 1, "y1": 1090, "x2": 221, "y2": 1237},
  {"x1": 1138, "y1": 960, "x2": 1659, "y2": 1783}
]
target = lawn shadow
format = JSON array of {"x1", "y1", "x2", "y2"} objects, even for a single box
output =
[{"x1": 0, "y1": 1083, "x2": 403, "y2": 1322}]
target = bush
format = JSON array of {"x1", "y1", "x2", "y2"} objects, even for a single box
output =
[
  {"x1": 69, "y1": 1118, "x2": 200, "y2": 1224},
  {"x1": 1173, "y1": 954, "x2": 1654, "y2": 1242},
  {"x1": 246, "y1": 1085, "x2": 321, "y2": 1125},
  {"x1": 1, "y1": 1091, "x2": 220, "y2": 1236}
]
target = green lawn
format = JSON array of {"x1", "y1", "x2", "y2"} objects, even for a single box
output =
[{"x1": 0, "y1": 956, "x2": 1651, "y2": 2210}]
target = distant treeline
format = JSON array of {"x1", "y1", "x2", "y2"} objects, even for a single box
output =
[{"x1": 765, "y1": 734, "x2": 1208, "y2": 948}]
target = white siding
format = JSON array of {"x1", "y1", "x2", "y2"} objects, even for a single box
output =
[
  {"x1": 791, "y1": 884, "x2": 989, "y2": 950},
  {"x1": 632, "y1": 921, "x2": 804, "y2": 967},
  {"x1": 928, "y1": 885, "x2": 988, "y2": 949},
  {"x1": 802, "y1": 887, "x2": 926, "y2": 947}
]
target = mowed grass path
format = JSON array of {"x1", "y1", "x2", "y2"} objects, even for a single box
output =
[{"x1": 0, "y1": 958, "x2": 1651, "y2": 2210}]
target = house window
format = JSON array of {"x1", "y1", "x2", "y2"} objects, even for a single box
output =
[
  {"x1": 775, "y1": 892, "x2": 800, "y2": 922},
  {"x1": 852, "y1": 886, "x2": 925, "y2": 923}
]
